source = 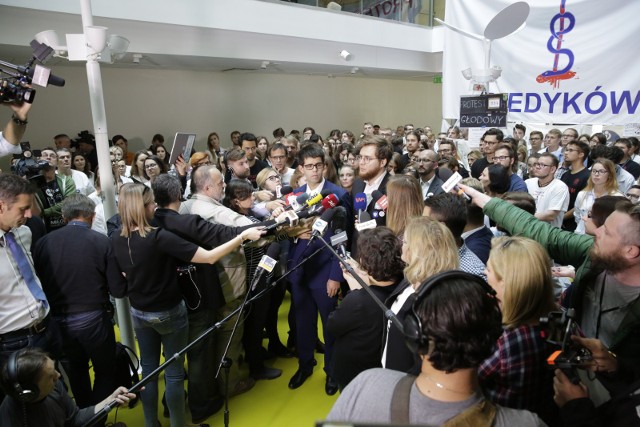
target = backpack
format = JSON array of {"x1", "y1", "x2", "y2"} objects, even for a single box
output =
[{"x1": 114, "y1": 342, "x2": 140, "y2": 408}]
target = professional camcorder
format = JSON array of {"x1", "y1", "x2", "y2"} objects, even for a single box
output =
[
  {"x1": 0, "y1": 39, "x2": 65, "y2": 104},
  {"x1": 540, "y1": 309, "x2": 593, "y2": 384}
]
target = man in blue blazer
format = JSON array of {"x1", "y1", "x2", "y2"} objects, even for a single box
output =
[{"x1": 287, "y1": 143, "x2": 352, "y2": 395}]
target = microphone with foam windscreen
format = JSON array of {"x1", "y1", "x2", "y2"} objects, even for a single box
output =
[
  {"x1": 303, "y1": 193, "x2": 339, "y2": 218},
  {"x1": 329, "y1": 206, "x2": 348, "y2": 259},
  {"x1": 286, "y1": 192, "x2": 309, "y2": 211},
  {"x1": 22, "y1": 65, "x2": 66, "y2": 87},
  {"x1": 249, "y1": 242, "x2": 281, "y2": 292},
  {"x1": 276, "y1": 185, "x2": 293, "y2": 199},
  {"x1": 354, "y1": 192, "x2": 368, "y2": 223},
  {"x1": 307, "y1": 207, "x2": 336, "y2": 247},
  {"x1": 371, "y1": 190, "x2": 389, "y2": 220}
]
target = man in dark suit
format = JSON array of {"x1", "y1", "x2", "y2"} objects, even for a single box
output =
[
  {"x1": 287, "y1": 143, "x2": 352, "y2": 395},
  {"x1": 416, "y1": 149, "x2": 444, "y2": 200}
]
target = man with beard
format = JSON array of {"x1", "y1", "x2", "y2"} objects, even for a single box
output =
[
  {"x1": 416, "y1": 149, "x2": 444, "y2": 200},
  {"x1": 459, "y1": 184, "x2": 640, "y2": 427},
  {"x1": 351, "y1": 135, "x2": 392, "y2": 222},
  {"x1": 224, "y1": 147, "x2": 251, "y2": 184}
]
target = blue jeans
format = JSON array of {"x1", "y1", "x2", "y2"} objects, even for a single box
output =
[{"x1": 131, "y1": 302, "x2": 188, "y2": 427}]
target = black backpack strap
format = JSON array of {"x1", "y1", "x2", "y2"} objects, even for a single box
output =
[{"x1": 390, "y1": 374, "x2": 416, "y2": 424}]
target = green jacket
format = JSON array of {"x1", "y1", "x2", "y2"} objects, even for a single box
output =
[{"x1": 484, "y1": 198, "x2": 640, "y2": 385}]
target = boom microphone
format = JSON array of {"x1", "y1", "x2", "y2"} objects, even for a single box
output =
[{"x1": 249, "y1": 242, "x2": 281, "y2": 292}]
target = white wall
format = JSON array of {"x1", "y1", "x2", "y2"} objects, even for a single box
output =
[{"x1": 14, "y1": 65, "x2": 442, "y2": 153}]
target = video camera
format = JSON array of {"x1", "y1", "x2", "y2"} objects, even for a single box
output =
[
  {"x1": 0, "y1": 39, "x2": 65, "y2": 104},
  {"x1": 540, "y1": 308, "x2": 593, "y2": 384}
]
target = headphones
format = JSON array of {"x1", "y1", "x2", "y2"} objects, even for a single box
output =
[
  {"x1": 403, "y1": 270, "x2": 498, "y2": 355},
  {"x1": 6, "y1": 350, "x2": 40, "y2": 403}
]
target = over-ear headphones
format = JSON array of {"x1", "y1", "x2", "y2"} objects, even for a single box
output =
[
  {"x1": 403, "y1": 270, "x2": 497, "y2": 355},
  {"x1": 6, "y1": 350, "x2": 40, "y2": 403}
]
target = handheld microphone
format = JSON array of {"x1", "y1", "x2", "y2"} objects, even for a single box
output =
[
  {"x1": 307, "y1": 208, "x2": 337, "y2": 245},
  {"x1": 371, "y1": 190, "x2": 388, "y2": 211},
  {"x1": 287, "y1": 192, "x2": 308, "y2": 211},
  {"x1": 329, "y1": 206, "x2": 348, "y2": 258},
  {"x1": 354, "y1": 192, "x2": 367, "y2": 222},
  {"x1": 277, "y1": 185, "x2": 293, "y2": 199},
  {"x1": 306, "y1": 193, "x2": 339, "y2": 217},
  {"x1": 249, "y1": 242, "x2": 281, "y2": 292},
  {"x1": 301, "y1": 193, "x2": 323, "y2": 211}
]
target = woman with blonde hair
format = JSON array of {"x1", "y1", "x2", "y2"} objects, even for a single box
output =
[
  {"x1": 573, "y1": 158, "x2": 624, "y2": 234},
  {"x1": 385, "y1": 174, "x2": 423, "y2": 238},
  {"x1": 110, "y1": 183, "x2": 264, "y2": 427},
  {"x1": 382, "y1": 217, "x2": 459, "y2": 374},
  {"x1": 479, "y1": 236, "x2": 557, "y2": 422}
]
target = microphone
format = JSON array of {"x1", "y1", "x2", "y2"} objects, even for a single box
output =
[
  {"x1": 329, "y1": 206, "x2": 348, "y2": 258},
  {"x1": 305, "y1": 193, "x2": 339, "y2": 217},
  {"x1": 249, "y1": 242, "x2": 281, "y2": 292},
  {"x1": 307, "y1": 208, "x2": 337, "y2": 245},
  {"x1": 23, "y1": 66, "x2": 66, "y2": 87},
  {"x1": 370, "y1": 190, "x2": 388, "y2": 220},
  {"x1": 301, "y1": 193, "x2": 323, "y2": 211},
  {"x1": 286, "y1": 192, "x2": 308, "y2": 211},
  {"x1": 371, "y1": 190, "x2": 388, "y2": 211},
  {"x1": 276, "y1": 185, "x2": 293, "y2": 199},
  {"x1": 354, "y1": 192, "x2": 367, "y2": 222}
]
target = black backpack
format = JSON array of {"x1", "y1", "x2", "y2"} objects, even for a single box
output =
[{"x1": 114, "y1": 342, "x2": 140, "y2": 408}]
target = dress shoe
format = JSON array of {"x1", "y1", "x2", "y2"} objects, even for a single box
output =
[
  {"x1": 288, "y1": 369, "x2": 312, "y2": 389},
  {"x1": 325, "y1": 376, "x2": 339, "y2": 396},
  {"x1": 268, "y1": 342, "x2": 295, "y2": 358},
  {"x1": 228, "y1": 377, "x2": 256, "y2": 398},
  {"x1": 251, "y1": 367, "x2": 282, "y2": 380}
]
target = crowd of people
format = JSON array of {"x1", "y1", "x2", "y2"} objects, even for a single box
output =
[{"x1": 1, "y1": 103, "x2": 640, "y2": 427}]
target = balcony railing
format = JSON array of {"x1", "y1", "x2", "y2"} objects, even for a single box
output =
[{"x1": 272, "y1": 0, "x2": 444, "y2": 27}]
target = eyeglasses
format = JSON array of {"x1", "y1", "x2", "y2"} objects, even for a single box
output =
[
  {"x1": 355, "y1": 155, "x2": 377, "y2": 164},
  {"x1": 591, "y1": 169, "x2": 608, "y2": 176},
  {"x1": 493, "y1": 156, "x2": 511, "y2": 162},
  {"x1": 267, "y1": 175, "x2": 281, "y2": 181},
  {"x1": 627, "y1": 193, "x2": 640, "y2": 200},
  {"x1": 415, "y1": 158, "x2": 434, "y2": 164},
  {"x1": 534, "y1": 163, "x2": 552, "y2": 168},
  {"x1": 303, "y1": 162, "x2": 325, "y2": 170},
  {"x1": 145, "y1": 163, "x2": 158, "y2": 169}
]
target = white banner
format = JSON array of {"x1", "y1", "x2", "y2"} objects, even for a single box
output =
[{"x1": 442, "y1": 0, "x2": 640, "y2": 125}]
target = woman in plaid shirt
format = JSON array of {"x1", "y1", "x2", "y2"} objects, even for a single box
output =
[{"x1": 479, "y1": 236, "x2": 559, "y2": 425}]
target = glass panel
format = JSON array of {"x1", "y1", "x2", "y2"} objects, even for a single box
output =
[{"x1": 272, "y1": 0, "x2": 441, "y2": 27}]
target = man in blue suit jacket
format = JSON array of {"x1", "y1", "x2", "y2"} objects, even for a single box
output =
[{"x1": 287, "y1": 143, "x2": 351, "y2": 395}]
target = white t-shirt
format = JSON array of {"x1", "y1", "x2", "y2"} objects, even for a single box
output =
[
  {"x1": 0, "y1": 132, "x2": 21, "y2": 158},
  {"x1": 525, "y1": 178, "x2": 569, "y2": 228}
]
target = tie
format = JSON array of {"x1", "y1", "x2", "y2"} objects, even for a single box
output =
[{"x1": 4, "y1": 231, "x2": 49, "y2": 309}]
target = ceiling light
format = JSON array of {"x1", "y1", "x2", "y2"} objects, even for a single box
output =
[{"x1": 339, "y1": 50, "x2": 352, "y2": 61}]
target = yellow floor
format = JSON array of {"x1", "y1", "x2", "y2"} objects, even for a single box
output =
[{"x1": 105, "y1": 294, "x2": 338, "y2": 427}]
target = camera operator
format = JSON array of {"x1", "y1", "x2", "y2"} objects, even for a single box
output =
[
  {"x1": 34, "y1": 148, "x2": 76, "y2": 232},
  {"x1": 460, "y1": 184, "x2": 640, "y2": 427},
  {"x1": 0, "y1": 101, "x2": 31, "y2": 158}
]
